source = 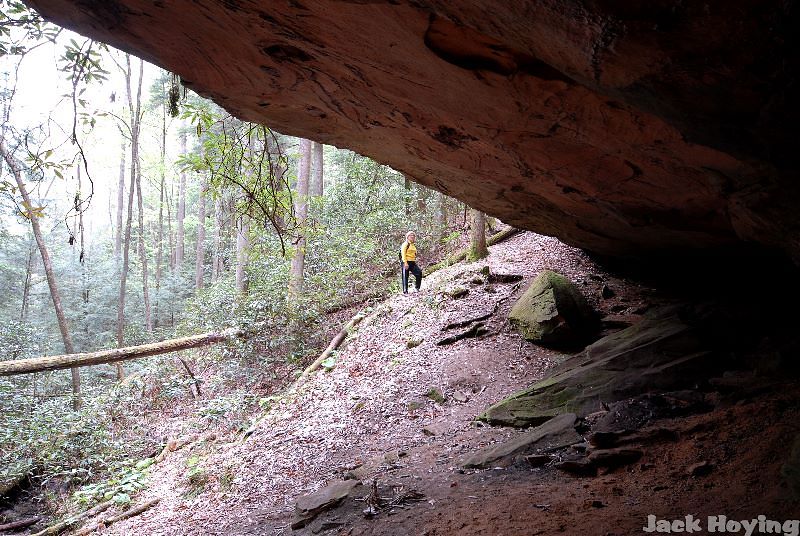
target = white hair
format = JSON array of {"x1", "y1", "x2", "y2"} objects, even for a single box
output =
[{"x1": 406, "y1": 231, "x2": 416, "y2": 239}]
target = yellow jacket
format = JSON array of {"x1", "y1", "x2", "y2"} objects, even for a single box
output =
[{"x1": 401, "y1": 241, "x2": 417, "y2": 262}]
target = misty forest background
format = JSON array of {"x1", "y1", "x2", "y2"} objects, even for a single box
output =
[{"x1": 0, "y1": 2, "x2": 495, "y2": 509}]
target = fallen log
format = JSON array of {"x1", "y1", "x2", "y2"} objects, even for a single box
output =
[
  {"x1": 301, "y1": 312, "x2": 366, "y2": 378},
  {"x1": 0, "y1": 516, "x2": 40, "y2": 532},
  {"x1": 71, "y1": 498, "x2": 160, "y2": 536},
  {"x1": 0, "y1": 329, "x2": 243, "y2": 377},
  {"x1": 29, "y1": 500, "x2": 114, "y2": 536},
  {"x1": 424, "y1": 227, "x2": 521, "y2": 276}
]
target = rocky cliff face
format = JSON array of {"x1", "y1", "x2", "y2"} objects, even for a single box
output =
[{"x1": 26, "y1": 0, "x2": 800, "y2": 261}]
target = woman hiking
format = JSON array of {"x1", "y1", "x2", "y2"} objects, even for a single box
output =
[{"x1": 400, "y1": 231, "x2": 422, "y2": 293}]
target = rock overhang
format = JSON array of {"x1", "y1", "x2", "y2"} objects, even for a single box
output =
[{"x1": 23, "y1": 0, "x2": 800, "y2": 262}]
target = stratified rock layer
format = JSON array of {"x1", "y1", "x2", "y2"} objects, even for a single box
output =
[
  {"x1": 480, "y1": 305, "x2": 728, "y2": 427},
  {"x1": 26, "y1": 1, "x2": 800, "y2": 261}
]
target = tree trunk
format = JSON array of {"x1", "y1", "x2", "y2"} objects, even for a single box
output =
[
  {"x1": 310, "y1": 141, "x2": 324, "y2": 197},
  {"x1": 117, "y1": 55, "x2": 144, "y2": 380},
  {"x1": 0, "y1": 138, "x2": 81, "y2": 410},
  {"x1": 212, "y1": 195, "x2": 222, "y2": 280},
  {"x1": 155, "y1": 101, "x2": 166, "y2": 327},
  {"x1": 235, "y1": 217, "x2": 249, "y2": 294},
  {"x1": 416, "y1": 183, "x2": 426, "y2": 214},
  {"x1": 20, "y1": 237, "x2": 35, "y2": 321},
  {"x1": 288, "y1": 138, "x2": 312, "y2": 298},
  {"x1": 467, "y1": 208, "x2": 489, "y2": 261},
  {"x1": 434, "y1": 192, "x2": 447, "y2": 253},
  {"x1": 135, "y1": 151, "x2": 152, "y2": 334},
  {"x1": 114, "y1": 140, "x2": 126, "y2": 257},
  {"x1": 195, "y1": 174, "x2": 207, "y2": 291},
  {"x1": 404, "y1": 174, "x2": 411, "y2": 217},
  {"x1": 0, "y1": 329, "x2": 242, "y2": 376},
  {"x1": 167, "y1": 198, "x2": 174, "y2": 270},
  {"x1": 175, "y1": 128, "x2": 187, "y2": 267}
]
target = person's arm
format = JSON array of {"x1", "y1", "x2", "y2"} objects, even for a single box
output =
[{"x1": 401, "y1": 241, "x2": 409, "y2": 267}]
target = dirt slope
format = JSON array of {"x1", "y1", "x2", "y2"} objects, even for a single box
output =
[{"x1": 89, "y1": 232, "x2": 797, "y2": 536}]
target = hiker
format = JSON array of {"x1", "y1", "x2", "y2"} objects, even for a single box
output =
[{"x1": 400, "y1": 231, "x2": 422, "y2": 293}]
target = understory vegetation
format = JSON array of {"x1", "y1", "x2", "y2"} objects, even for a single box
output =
[{"x1": 0, "y1": 1, "x2": 479, "y2": 515}]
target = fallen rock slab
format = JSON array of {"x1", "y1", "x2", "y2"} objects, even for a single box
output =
[
  {"x1": 422, "y1": 422, "x2": 449, "y2": 437},
  {"x1": 481, "y1": 304, "x2": 729, "y2": 427},
  {"x1": 292, "y1": 480, "x2": 361, "y2": 529},
  {"x1": 462, "y1": 413, "x2": 580, "y2": 469}
]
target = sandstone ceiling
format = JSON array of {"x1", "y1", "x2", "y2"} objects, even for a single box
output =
[{"x1": 25, "y1": 0, "x2": 800, "y2": 261}]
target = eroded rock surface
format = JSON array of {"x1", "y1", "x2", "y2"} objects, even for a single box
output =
[{"x1": 25, "y1": 1, "x2": 800, "y2": 261}]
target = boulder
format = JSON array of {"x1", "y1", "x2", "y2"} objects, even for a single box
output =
[
  {"x1": 421, "y1": 422, "x2": 449, "y2": 436},
  {"x1": 508, "y1": 270, "x2": 597, "y2": 347},
  {"x1": 292, "y1": 479, "x2": 361, "y2": 529},
  {"x1": 481, "y1": 304, "x2": 729, "y2": 427},
  {"x1": 462, "y1": 413, "x2": 580, "y2": 468}
]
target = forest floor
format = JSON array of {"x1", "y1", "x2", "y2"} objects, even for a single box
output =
[{"x1": 4, "y1": 231, "x2": 799, "y2": 535}]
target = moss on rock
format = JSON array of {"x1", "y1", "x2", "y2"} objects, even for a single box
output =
[
  {"x1": 508, "y1": 270, "x2": 597, "y2": 347},
  {"x1": 481, "y1": 305, "x2": 730, "y2": 427}
]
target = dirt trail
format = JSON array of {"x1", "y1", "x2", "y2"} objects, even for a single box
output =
[{"x1": 93, "y1": 232, "x2": 797, "y2": 536}]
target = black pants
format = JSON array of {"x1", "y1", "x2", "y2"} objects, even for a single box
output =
[{"x1": 401, "y1": 261, "x2": 422, "y2": 293}]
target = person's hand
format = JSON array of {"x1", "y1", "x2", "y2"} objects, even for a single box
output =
[{"x1": 404, "y1": 262, "x2": 408, "y2": 269}]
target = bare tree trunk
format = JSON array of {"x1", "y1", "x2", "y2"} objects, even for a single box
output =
[
  {"x1": 0, "y1": 139, "x2": 81, "y2": 409},
  {"x1": 20, "y1": 237, "x2": 35, "y2": 321},
  {"x1": 117, "y1": 54, "x2": 144, "y2": 380},
  {"x1": 175, "y1": 129, "x2": 187, "y2": 267},
  {"x1": 404, "y1": 174, "x2": 411, "y2": 217},
  {"x1": 434, "y1": 192, "x2": 447, "y2": 254},
  {"x1": 136, "y1": 154, "x2": 152, "y2": 334},
  {"x1": 467, "y1": 208, "x2": 488, "y2": 261},
  {"x1": 195, "y1": 174, "x2": 207, "y2": 292},
  {"x1": 235, "y1": 217, "x2": 249, "y2": 294},
  {"x1": 288, "y1": 138, "x2": 312, "y2": 298},
  {"x1": 310, "y1": 141, "x2": 324, "y2": 197},
  {"x1": 416, "y1": 183, "x2": 427, "y2": 214},
  {"x1": 212, "y1": 196, "x2": 222, "y2": 280},
  {"x1": 167, "y1": 186, "x2": 174, "y2": 271},
  {"x1": 155, "y1": 100, "x2": 166, "y2": 327},
  {"x1": 114, "y1": 140, "x2": 126, "y2": 257}
]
